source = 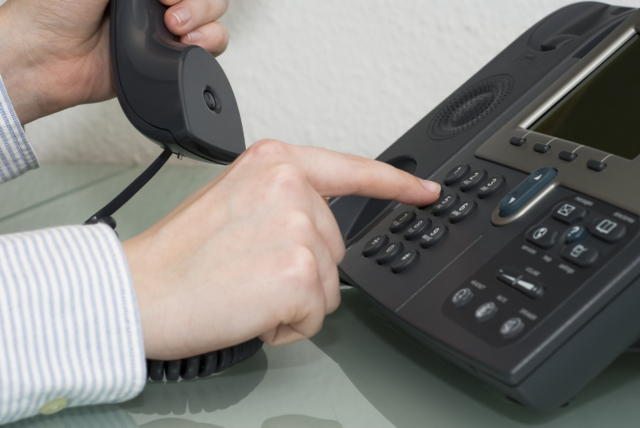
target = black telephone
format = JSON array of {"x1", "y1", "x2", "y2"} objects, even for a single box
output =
[{"x1": 332, "y1": 2, "x2": 640, "y2": 411}]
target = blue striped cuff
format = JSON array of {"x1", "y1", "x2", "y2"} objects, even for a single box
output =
[
  {"x1": 0, "y1": 224, "x2": 146, "y2": 424},
  {"x1": 0, "y1": 74, "x2": 39, "y2": 183},
  {"x1": 4, "y1": 405, "x2": 137, "y2": 428}
]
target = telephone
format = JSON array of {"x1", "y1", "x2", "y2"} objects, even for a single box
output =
[{"x1": 332, "y1": 2, "x2": 640, "y2": 411}]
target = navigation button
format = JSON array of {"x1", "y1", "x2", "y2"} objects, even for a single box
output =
[
  {"x1": 565, "y1": 225, "x2": 588, "y2": 244},
  {"x1": 533, "y1": 143, "x2": 551, "y2": 153},
  {"x1": 552, "y1": 203, "x2": 588, "y2": 224},
  {"x1": 475, "y1": 302, "x2": 498, "y2": 322},
  {"x1": 376, "y1": 242, "x2": 404, "y2": 264},
  {"x1": 444, "y1": 164, "x2": 470, "y2": 186},
  {"x1": 391, "y1": 250, "x2": 419, "y2": 273},
  {"x1": 449, "y1": 201, "x2": 477, "y2": 224},
  {"x1": 498, "y1": 167, "x2": 557, "y2": 218},
  {"x1": 460, "y1": 170, "x2": 487, "y2": 192},
  {"x1": 561, "y1": 243, "x2": 599, "y2": 268},
  {"x1": 525, "y1": 225, "x2": 558, "y2": 249},
  {"x1": 362, "y1": 234, "x2": 389, "y2": 257},
  {"x1": 432, "y1": 194, "x2": 459, "y2": 216},
  {"x1": 590, "y1": 218, "x2": 627, "y2": 243},
  {"x1": 420, "y1": 224, "x2": 448, "y2": 248},
  {"x1": 389, "y1": 211, "x2": 416, "y2": 233},
  {"x1": 404, "y1": 217, "x2": 431, "y2": 240},
  {"x1": 510, "y1": 136, "x2": 526, "y2": 146},
  {"x1": 451, "y1": 288, "x2": 474, "y2": 307},
  {"x1": 500, "y1": 318, "x2": 525, "y2": 339},
  {"x1": 477, "y1": 176, "x2": 505, "y2": 199}
]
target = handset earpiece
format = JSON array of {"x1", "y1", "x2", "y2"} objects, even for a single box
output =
[{"x1": 110, "y1": 0, "x2": 245, "y2": 164}]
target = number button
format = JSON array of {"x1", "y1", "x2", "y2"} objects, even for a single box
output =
[
  {"x1": 449, "y1": 201, "x2": 477, "y2": 224},
  {"x1": 391, "y1": 250, "x2": 419, "y2": 274},
  {"x1": 420, "y1": 224, "x2": 448, "y2": 248},
  {"x1": 432, "y1": 194, "x2": 459, "y2": 216},
  {"x1": 477, "y1": 176, "x2": 505, "y2": 199},
  {"x1": 404, "y1": 218, "x2": 431, "y2": 240},
  {"x1": 376, "y1": 242, "x2": 404, "y2": 265},
  {"x1": 362, "y1": 234, "x2": 389, "y2": 257},
  {"x1": 460, "y1": 170, "x2": 487, "y2": 192},
  {"x1": 389, "y1": 211, "x2": 416, "y2": 233},
  {"x1": 444, "y1": 164, "x2": 470, "y2": 186}
]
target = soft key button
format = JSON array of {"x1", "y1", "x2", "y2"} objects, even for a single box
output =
[
  {"x1": 460, "y1": 170, "x2": 487, "y2": 192},
  {"x1": 498, "y1": 167, "x2": 557, "y2": 218},
  {"x1": 552, "y1": 203, "x2": 588, "y2": 224},
  {"x1": 362, "y1": 234, "x2": 389, "y2": 257},
  {"x1": 389, "y1": 211, "x2": 416, "y2": 233},
  {"x1": 525, "y1": 225, "x2": 558, "y2": 249},
  {"x1": 404, "y1": 217, "x2": 431, "y2": 240},
  {"x1": 561, "y1": 243, "x2": 599, "y2": 268},
  {"x1": 590, "y1": 218, "x2": 627, "y2": 243},
  {"x1": 444, "y1": 164, "x2": 470, "y2": 186}
]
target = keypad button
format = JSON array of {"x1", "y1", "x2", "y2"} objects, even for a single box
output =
[
  {"x1": 475, "y1": 302, "x2": 498, "y2": 322},
  {"x1": 404, "y1": 217, "x2": 431, "y2": 240},
  {"x1": 587, "y1": 159, "x2": 607, "y2": 171},
  {"x1": 565, "y1": 225, "x2": 588, "y2": 244},
  {"x1": 420, "y1": 224, "x2": 448, "y2": 248},
  {"x1": 362, "y1": 234, "x2": 389, "y2": 257},
  {"x1": 460, "y1": 170, "x2": 487, "y2": 192},
  {"x1": 432, "y1": 194, "x2": 459, "y2": 216},
  {"x1": 498, "y1": 167, "x2": 557, "y2": 218},
  {"x1": 389, "y1": 211, "x2": 416, "y2": 233},
  {"x1": 451, "y1": 288, "x2": 474, "y2": 307},
  {"x1": 525, "y1": 225, "x2": 558, "y2": 249},
  {"x1": 477, "y1": 176, "x2": 505, "y2": 199},
  {"x1": 500, "y1": 318, "x2": 525, "y2": 339},
  {"x1": 449, "y1": 201, "x2": 477, "y2": 224},
  {"x1": 391, "y1": 250, "x2": 419, "y2": 273},
  {"x1": 510, "y1": 136, "x2": 526, "y2": 146},
  {"x1": 376, "y1": 242, "x2": 404, "y2": 265},
  {"x1": 559, "y1": 150, "x2": 577, "y2": 162},
  {"x1": 561, "y1": 243, "x2": 599, "y2": 268},
  {"x1": 551, "y1": 203, "x2": 588, "y2": 224},
  {"x1": 444, "y1": 164, "x2": 470, "y2": 186},
  {"x1": 533, "y1": 143, "x2": 551, "y2": 153},
  {"x1": 590, "y1": 217, "x2": 627, "y2": 243}
]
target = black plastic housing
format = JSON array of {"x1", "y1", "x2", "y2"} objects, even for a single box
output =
[{"x1": 110, "y1": 0, "x2": 245, "y2": 163}]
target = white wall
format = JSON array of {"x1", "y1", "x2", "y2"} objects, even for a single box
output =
[{"x1": 21, "y1": 0, "x2": 637, "y2": 165}]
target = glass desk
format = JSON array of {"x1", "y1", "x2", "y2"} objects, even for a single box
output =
[{"x1": 3, "y1": 163, "x2": 640, "y2": 428}]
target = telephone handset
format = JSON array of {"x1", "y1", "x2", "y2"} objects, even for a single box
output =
[
  {"x1": 83, "y1": 0, "x2": 262, "y2": 380},
  {"x1": 332, "y1": 3, "x2": 640, "y2": 411}
]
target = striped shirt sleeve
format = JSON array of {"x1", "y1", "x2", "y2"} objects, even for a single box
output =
[
  {"x1": 0, "y1": 74, "x2": 39, "y2": 183},
  {"x1": 0, "y1": 224, "x2": 147, "y2": 424}
]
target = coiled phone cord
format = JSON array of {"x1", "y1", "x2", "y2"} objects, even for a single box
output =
[{"x1": 85, "y1": 149, "x2": 263, "y2": 381}]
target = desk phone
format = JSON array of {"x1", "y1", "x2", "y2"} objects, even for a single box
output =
[{"x1": 332, "y1": 2, "x2": 640, "y2": 410}]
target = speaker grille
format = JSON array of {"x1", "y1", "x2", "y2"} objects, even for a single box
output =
[{"x1": 428, "y1": 75, "x2": 513, "y2": 140}]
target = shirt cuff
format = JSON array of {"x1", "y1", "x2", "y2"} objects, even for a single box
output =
[
  {"x1": 0, "y1": 74, "x2": 39, "y2": 184},
  {"x1": 0, "y1": 224, "x2": 146, "y2": 424}
]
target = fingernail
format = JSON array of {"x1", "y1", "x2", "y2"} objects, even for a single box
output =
[
  {"x1": 172, "y1": 8, "x2": 192, "y2": 27},
  {"x1": 420, "y1": 180, "x2": 441, "y2": 194},
  {"x1": 183, "y1": 30, "x2": 202, "y2": 43}
]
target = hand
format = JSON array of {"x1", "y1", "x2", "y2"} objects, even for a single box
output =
[
  {"x1": 122, "y1": 140, "x2": 442, "y2": 360},
  {"x1": 0, "y1": 0, "x2": 229, "y2": 124}
]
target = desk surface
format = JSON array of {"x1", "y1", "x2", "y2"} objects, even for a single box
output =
[{"x1": 3, "y1": 163, "x2": 640, "y2": 428}]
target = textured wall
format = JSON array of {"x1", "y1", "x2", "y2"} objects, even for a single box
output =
[{"x1": 20, "y1": 0, "x2": 637, "y2": 165}]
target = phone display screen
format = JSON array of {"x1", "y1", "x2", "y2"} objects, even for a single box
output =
[{"x1": 531, "y1": 35, "x2": 640, "y2": 160}]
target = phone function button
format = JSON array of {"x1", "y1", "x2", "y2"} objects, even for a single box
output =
[
  {"x1": 420, "y1": 224, "x2": 448, "y2": 248},
  {"x1": 444, "y1": 164, "x2": 470, "y2": 186},
  {"x1": 525, "y1": 225, "x2": 558, "y2": 249},
  {"x1": 500, "y1": 317, "x2": 525, "y2": 339},
  {"x1": 533, "y1": 143, "x2": 551, "y2": 153},
  {"x1": 362, "y1": 234, "x2": 389, "y2": 257},
  {"x1": 590, "y1": 218, "x2": 627, "y2": 243},
  {"x1": 449, "y1": 201, "x2": 477, "y2": 224},
  {"x1": 432, "y1": 194, "x2": 459, "y2": 216},
  {"x1": 376, "y1": 242, "x2": 404, "y2": 265},
  {"x1": 559, "y1": 150, "x2": 577, "y2": 162},
  {"x1": 389, "y1": 211, "x2": 416, "y2": 233},
  {"x1": 460, "y1": 170, "x2": 487, "y2": 192},
  {"x1": 451, "y1": 288, "x2": 474, "y2": 307},
  {"x1": 475, "y1": 302, "x2": 498, "y2": 322},
  {"x1": 565, "y1": 225, "x2": 588, "y2": 244},
  {"x1": 477, "y1": 176, "x2": 505, "y2": 199},
  {"x1": 496, "y1": 267, "x2": 520, "y2": 286},
  {"x1": 497, "y1": 268, "x2": 544, "y2": 298},
  {"x1": 404, "y1": 217, "x2": 431, "y2": 240},
  {"x1": 391, "y1": 250, "x2": 419, "y2": 273},
  {"x1": 551, "y1": 203, "x2": 588, "y2": 224},
  {"x1": 510, "y1": 136, "x2": 526, "y2": 146},
  {"x1": 587, "y1": 159, "x2": 607, "y2": 171},
  {"x1": 561, "y1": 243, "x2": 599, "y2": 268},
  {"x1": 498, "y1": 167, "x2": 557, "y2": 218}
]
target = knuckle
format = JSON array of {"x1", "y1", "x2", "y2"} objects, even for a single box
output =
[
  {"x1": 247, "y1": 139, "x2": 289, "y2": 161},
  {"x1": 284, "y1": 210, "x2": 315, "y2": 235},
  {"x1": 283, "y1": 245, "x2": 319, "y2": 286},
  {"x1": 263, "y1": 164, "x2": 307, "y2": 197}
]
